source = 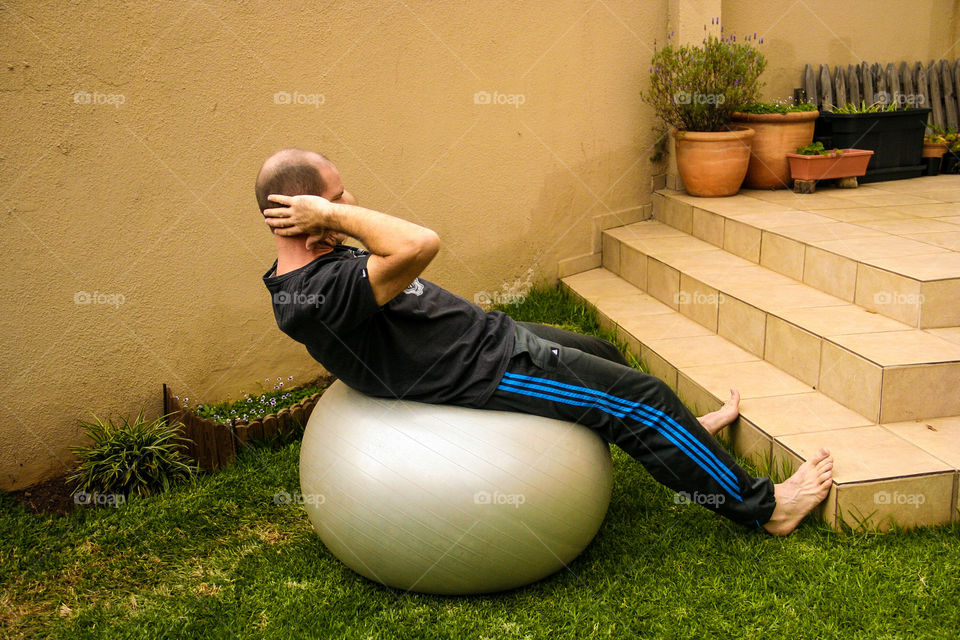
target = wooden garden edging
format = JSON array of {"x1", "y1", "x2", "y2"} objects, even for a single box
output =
[
  {"x1": 802, "y1": 59, "x2": 960, "y2": 130},
  {"x1": 162, "y1": 384, "x2": 323, "y2": 470}
]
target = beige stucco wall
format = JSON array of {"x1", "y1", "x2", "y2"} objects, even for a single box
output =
[
  {"x1": 1, "y1": 1, "x2": 954, "y2": 489},
  {"x1": 0, "y1": 0, "x2": 664, "y2": 489},
  {"x1": 723, "y1": 0, "x2": 960, "y2": 103}
]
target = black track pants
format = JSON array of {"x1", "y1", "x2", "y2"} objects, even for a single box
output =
[{"x1": 473, "y1": 322, "x2": 777, "y2": 528}]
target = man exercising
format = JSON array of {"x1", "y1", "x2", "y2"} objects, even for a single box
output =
[{"x1": 256, "y1": 148, "x2": 833, "y2": 536}]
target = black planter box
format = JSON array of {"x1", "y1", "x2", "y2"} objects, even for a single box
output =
[
  {"x1": 942, "y1": 151, "x2": 960, "y2": 175},
  {"x1": 814, "y1": 108, "x2": 931, "y2": 183}
]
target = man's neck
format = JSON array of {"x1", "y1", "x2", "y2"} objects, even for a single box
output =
[{"x1": 274, "y1": 235, "x2": 332, "y2": 276}]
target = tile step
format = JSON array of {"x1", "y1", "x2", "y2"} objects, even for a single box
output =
[
  {"x1": 652, "y1": 181, "x2": 960, "y2": 328},
  {"x1": 562, "y1": 267, "x2": 959, "y2": 531},
  {"x1": 601, "y1": 220, "x2": 960, "y2": 423}
]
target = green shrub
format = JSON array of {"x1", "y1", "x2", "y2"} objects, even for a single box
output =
[
  {"x1": 641, "y1": 25, "x2": 767, "y2": 132},
  {"x1": 68, "y1": 411, "x2": 197, "y2": 500},
  {"x1": 740, "y1": 100, "x2": 817, "y2": 114}
]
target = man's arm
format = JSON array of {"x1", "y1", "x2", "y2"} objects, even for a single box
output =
[{"x1": 264, "y1": 194, "x2": 440, "y2": 306}]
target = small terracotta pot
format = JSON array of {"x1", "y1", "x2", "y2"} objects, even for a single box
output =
[
  {"x1": 673, "y1": 126, "x2": 755, "y2": 197},
  {"x1": 731, "y1": 110, "x2": 819, "y2": 189},
  {"x1": 785, "y1": 149, "x2": 874, "y2": 181},
  {"x1": 922, "y1": 141, "x2": 948, "y2": 158}
]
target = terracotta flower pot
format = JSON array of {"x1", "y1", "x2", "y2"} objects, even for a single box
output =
[
  {"x1": 922, "y1": 141, "x2": 948, "y2": 158},
  {"x1": 731, "y1": 110, "x2": 819, "y2": 189},
  {"x1": 785, "y1": 149, "x2": 874, "y2": 181},
  {"x1": 673, "y1": 126, "x2": 755, "y2": 197}
]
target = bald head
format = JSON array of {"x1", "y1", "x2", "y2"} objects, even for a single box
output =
[{"x1": 255, "y1": 148, "x2": 331, "y2": 213}]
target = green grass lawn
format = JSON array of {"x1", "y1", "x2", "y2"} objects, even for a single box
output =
[{"x1": 3, "y1": 286, "x2": 959, "y2": 638}]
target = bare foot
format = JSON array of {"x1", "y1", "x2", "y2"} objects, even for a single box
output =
[
  {"x1": 698, "y1": 389, "x2": 740, "y2": 436},
  {"x1": 763, "y1": 448, "x2": 834, "y2": 536}
]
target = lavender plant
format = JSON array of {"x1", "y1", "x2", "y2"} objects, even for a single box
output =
[{"x1": 641, "y1": 22, "x2": 767, "y2": 132}]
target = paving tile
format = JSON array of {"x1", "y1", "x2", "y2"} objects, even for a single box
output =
[
  {"x1": 925, "y1": 327, "x2": 960, "y2": 346},
  {"x1": 725, "y1": 282, "x2": 847, "y2": 311},
  {"x1": 915, "y1": 189, "x2": 960, "y2": 202},
  {"x1": 619, "y1": 243, "x2": 647, "y2": 291},
  {"x1": 691, "y1": 207, "x2": 725, "y2": 246},
  {"x1": 826, "y1": 194, "x2": 936, "y2": 207},
  {"x1": 717, "y1": 296, "x2": 766, "y2": 357},
  {"x1": 826, "y1": 330, "x2": 960, "y2": 366},
  {"x1": 760, "y1": 231, "x2": 805, "y2": 280},
  {"x1": 809, "y1": 207, "x2": 913, "y2": 222},
  {"x1": 601, "y1": 232, "x2": 620, "y2": 273},
  {"x1": 813, "y1": 236, "x2": 949, "y2": 260},
  {"x1": 889, "y1": 203, "x2": 960, "y2": 218},
  {"x1": 777, "y1": 426, "x2": 952, "y2": 483},
  {"x1": 607, "y1": 220, "x2": 686, "y2": 242},
  {"x1": 883, "y1": 416, "x2": 960, "y2": 469},
  {"x1": 639, "y1": 343, "x2": 678, "y2": 391},
  {"x1": 920, "y1": 278, "x2": 960, "y2": 328},
  {"x1": 725, "y1": 210, "x2": 835, "y2": 228},
  {"x1": 833, "y1": 475, "x2": 955, "y2": 531},
  {"x1": 853, "y1": 263, "x2": 922, "y2": 326},
  {"x1": 562, "y1": 269, "x2": 631, "y2": 302},
  {"x1": 653, "y1": 194, "x2": 693, "y2": 233},
  {"x1": 633, "y1": 234, "x2": 717, "y2": 256},
  {"x1": 593, "y1": 293, "x2": 666, "y2": 325},
  {"x1": 739, "y1": 392, "x2": 872, "y2": 437},
  {"x1": 775, "y1": 304, "x2": 908, "y2": 337},
  {"x1": 818, "y1": 341, "x2": 881, "y2": 422},
  {"x1": 723, "y1": 218, "x2": 762, "y2": 262},
  {"x1": 904, "y1": 231, "x2": 960, "y2": 251},
  {"x1": 763, "y1": 316, "x2": 821, "y2": 387},
  {"x1": 646, "y1": 258, "x2": 680, "y2": 309},
  {"x1": 677, "y1": 273, "x2": 721, "y2": 331},
  {"x1": 862, "y1": 252, "x2": 960, "y2": 280},
  {"x1": 881, "y1": 363, "x2": 960, "y2": 422},
  {"x1": 855, "y1": 218, "x2": 960, "y2": 235},
  {"x1": 646, "y1": 334, "x2": 758, "y2": 368},
  {"x1": 680, "y1": 360, "x2": 813, "y2": 400},
  {"x1": 802, "y1": 246, "x2": 858, "y2": 301},
  {"x1": 775, "y1": 222, "x2": 886, "y2": 243},
  {"x1": 618, "y1": 309, "x2": 714, "y2": 342}
]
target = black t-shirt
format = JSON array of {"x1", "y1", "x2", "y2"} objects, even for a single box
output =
[{"x1": 262, "y1": 245, "x2": 516, "y2": 405}]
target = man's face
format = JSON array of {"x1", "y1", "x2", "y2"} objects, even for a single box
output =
[{"x1": 311, "y1": 161, "x2": 357, "y2": 247}]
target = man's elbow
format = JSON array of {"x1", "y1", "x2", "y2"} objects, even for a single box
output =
[{"x1": 419, "y1": 229, "x2": 440, "y2": 261}]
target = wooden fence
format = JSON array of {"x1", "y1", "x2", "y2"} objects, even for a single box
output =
[
  {"x1": 802, "y1": 59, "x2": 960, "y2": 130},
  {"x1": 162, "y1": 383, "x2": 324, "y2": 470}
]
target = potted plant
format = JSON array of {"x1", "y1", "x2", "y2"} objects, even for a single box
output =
[
  {"x1": 641, "y1": 25, "x2": 766, "y2": 197},
  {"x1": 731, "y1": 100, "x2": 819, "y2": 189},
  {"x1": 786, "y1": 141, "x2": 873, "y2": 182},
  {"x1": 942, "y1": 132, "x2": 960, "y2": 174},
  {"x1": 814, "y1": 100, "x2": 931, "y2": 183},
  {"x1": 922, "y1": 132, "x2": 948, "y2": 176}
]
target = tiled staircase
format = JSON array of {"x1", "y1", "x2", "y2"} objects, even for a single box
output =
[{"x1": 562, "y1": 175, "x2": 960, "y2": 530}]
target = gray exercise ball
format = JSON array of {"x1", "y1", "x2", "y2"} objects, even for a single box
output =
[{"x1": 299, "y1": 381, "x2": 613, "y2": 595}]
